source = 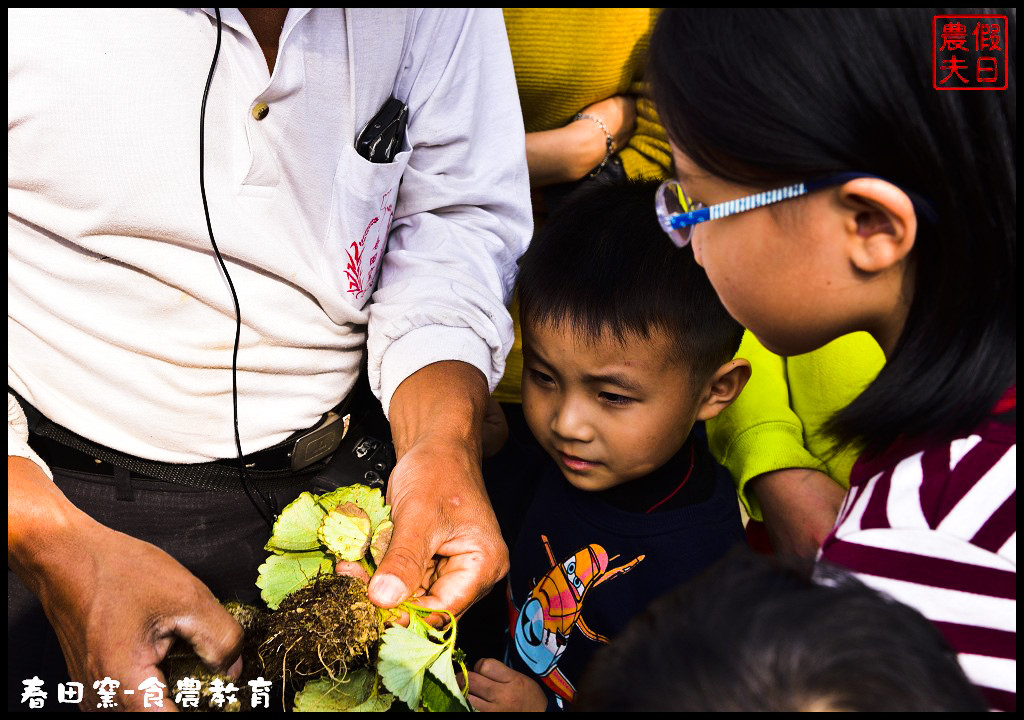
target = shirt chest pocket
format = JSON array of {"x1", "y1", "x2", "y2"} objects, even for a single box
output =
[{"x1": 327, "y1": 144, "x2": 411, "y2": 309}]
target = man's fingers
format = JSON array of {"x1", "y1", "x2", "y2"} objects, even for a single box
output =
[
  {"x1": 171, "y1": 597, "x2": 245, "y2": 676},
  {"x1": 368, "y1": 564, "x2": 416, "y2": 609},
  {"x1": 414, "y1": 549, "x2": 503, "y2": 619},
  {"x1": 368, "y1": 495, "x2": 440, "y2": 614},
  {"x1": 335, "y1": 560, "x2": 372, "y2": 584}
]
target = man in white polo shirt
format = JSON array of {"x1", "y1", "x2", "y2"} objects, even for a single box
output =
[{"x1": 8, "y1": 8, "x2": 529, "y2": 710}]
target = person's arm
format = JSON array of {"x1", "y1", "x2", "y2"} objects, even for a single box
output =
[
  {"x1": 364, "y1": 9, "x2": 530, "y2": 615},
  {"x1": 8, "y1": 457, "x2": 243, "y2": 711},
  {"x1": 749, "y1": 467, "x2": 846, "y2": 558},
  {"x1": 707, "y1": 333, "x2": 831, "y2": 513},
  {"x1": 368, "y1": 361, "x2": 508, "y2": 614},
  {"x1": 525, "y1": 94, "x2": 637, "y2": 187}
]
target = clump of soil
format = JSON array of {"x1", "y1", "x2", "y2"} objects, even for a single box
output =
[{"x1": 259, "y1": 573, "x2": 383, "y2": 685}]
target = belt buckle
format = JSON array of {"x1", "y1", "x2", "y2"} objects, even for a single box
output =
[{"x1": 290, "y1": 412, "x2": 348, "y2": 471}]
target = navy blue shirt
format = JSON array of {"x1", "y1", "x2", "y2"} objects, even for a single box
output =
[{"x1": 483, "y1": 425, "x2": 746, "y2": 710}]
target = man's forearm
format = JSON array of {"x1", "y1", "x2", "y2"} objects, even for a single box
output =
[
  {"x1": 367, "y1": 359, "x2": 507, "y2": 613},
  {"x1": 8, "y1": 456, "x2": 87, "y2": 580},
  {"x1": 388, "y1": 360, "x2": 489, "y2": 459}
]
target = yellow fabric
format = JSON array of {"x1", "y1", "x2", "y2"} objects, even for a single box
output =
[
  {"x1": 494, "y1": 295, "x2": 524, "y2": 404},
  {"x1": 502, "y1": 8, "x2": 671, "y2": 182},
  {"x1": 494, "y1": 8, "x2": 671, "y2": 403},
  {"x1": 706, "y1": 331, "x2": 886, "y2": 521}
]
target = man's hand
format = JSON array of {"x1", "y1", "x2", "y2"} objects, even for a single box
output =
[
  {"x1": 463, "y1": 658, "x2": 548, "y2": 712},
  {"x1": 750, "y1": 467, "x2": 847, "y2": 559},
  {"x1": 368, "y1": 361, "x2": 508, "y2": 618},
  {"x1": 8, "y1": 457, "x2": 243, "y2": 711}
]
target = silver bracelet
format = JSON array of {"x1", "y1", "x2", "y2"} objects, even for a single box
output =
[{"x1": 574, "y1": 112, "x2": 615, "y2": 178}]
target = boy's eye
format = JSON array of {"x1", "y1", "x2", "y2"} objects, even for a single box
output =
[
  {"x1": 527, "y1": 368, "x2": 555, "y2": 386},
  {"x1": 598, "y1": 391, "x2": 634, "y2": 406}
]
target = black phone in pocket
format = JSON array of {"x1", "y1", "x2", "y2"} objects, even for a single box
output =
[{"x1": 355, "y1": 97, "x2": 408, "y2": 163}]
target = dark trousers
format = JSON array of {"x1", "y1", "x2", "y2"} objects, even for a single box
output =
[{"x1": 7, "y1": 438, "x2": 387, "y2": 711}]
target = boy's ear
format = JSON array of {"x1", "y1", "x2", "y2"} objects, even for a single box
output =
[
  {"x1": 695, "y1": 358, "x2": 751, "y2": 421},
  {"x1": 837, "y1": 178, "x2": 917, "y2": 274}
]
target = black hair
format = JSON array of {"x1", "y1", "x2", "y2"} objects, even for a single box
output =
[
  {"x1": 516, "y1": 179, "x2": 744, "y2": 380},
  {"x1": 649, "y1": 9, "x2": 1016, "y2": 456},
  {"x1": 575, "y1": 550, "x2": 987, "y2": 712}
]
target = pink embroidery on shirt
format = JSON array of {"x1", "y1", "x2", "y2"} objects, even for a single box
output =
[
  {"x1": 346, "y1": 187, "x2": 396, "y2": 299},
  {"x1": 345, "y1": 219, "x2": 376, "y2": 296}
]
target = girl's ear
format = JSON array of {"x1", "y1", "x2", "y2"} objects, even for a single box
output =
[
  {"x1": 837, "y1": 178, "x2": 917, "y2": 274},
  {"x1": 695, "y1": 358, "x2": 751, "y2": 422}
]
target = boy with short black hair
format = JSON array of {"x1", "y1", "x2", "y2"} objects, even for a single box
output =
[{"x1": 466, "y1": 180, "x2": 750, "y2": 712}]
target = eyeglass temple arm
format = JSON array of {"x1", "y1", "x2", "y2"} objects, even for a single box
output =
[{"x1": 671, "y1": 174, "x2": 937, "y2": 229}]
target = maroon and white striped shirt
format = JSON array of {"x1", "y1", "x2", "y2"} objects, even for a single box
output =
[{"x1": 820, "y1": 388, "x2": 1016, "y2": 712}]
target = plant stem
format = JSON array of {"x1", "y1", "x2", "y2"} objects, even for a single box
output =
[{"x1": 398, "y1": 601, "x2": 457, "y2": 646}]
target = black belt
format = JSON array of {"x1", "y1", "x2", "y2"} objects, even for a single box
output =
[{"x1": 19, "y1": 393, "x2": 354, "y2": 493}]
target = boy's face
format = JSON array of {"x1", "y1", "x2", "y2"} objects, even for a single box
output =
[{"x1": 522, "y1": 318, "x2": 705, "y2": 492}]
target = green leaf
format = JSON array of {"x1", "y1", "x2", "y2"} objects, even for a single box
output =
[
  {"x1": 422, "y1": 669, "x2": 470, "y2": 713},
  {"x1": 427, "y1": 647, "x2": 470, "y2": 711},
  {"x1": 318, "y1": 485, "x2": 391, "y2": 533},
  {"x1": 318, "y1": 502, "x2": 372, "y2": 561},
  {"x1": 377, "y1": 625, "x2": 447, "y2": 708},
  {"x1": 256, "y1": 551, "x2": 333, "y2": 610},
  {"x1": 292, "y1": 672, "x2": 394, "y2": 713},
  {"x1": 265, "y1": 492, "x2": 327, "y2": 553},
  {"x1": 407, "y1": 612, "x2": 447, "y2": 643}
]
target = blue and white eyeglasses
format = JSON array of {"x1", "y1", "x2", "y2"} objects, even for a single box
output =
[{"x1": 655, "y1": 173, "x2": 936, "y2": 248}]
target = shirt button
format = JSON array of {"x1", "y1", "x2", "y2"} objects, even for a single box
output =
[{"x1": 252, "y1": 102, "x2": 270, "y2": 121}]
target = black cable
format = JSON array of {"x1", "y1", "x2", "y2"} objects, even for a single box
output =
[{"x1": 200, "y1": 8, "x2": 277, "y2": 528}]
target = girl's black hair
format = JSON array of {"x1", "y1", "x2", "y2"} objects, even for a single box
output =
[{"x1": 649, "y1": 8, "x2": 1016, "y2": 456}]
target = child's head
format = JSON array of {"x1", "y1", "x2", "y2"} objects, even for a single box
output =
[
  {"x1": 575, "y1": 551, "x2": 988, "y2": 712},
  {"x1": 515, "y1": 180, "x2": 748, "y2": 491},
  {"x1": 649, "y1": 9, "x2": 1015, "y2": 455}
]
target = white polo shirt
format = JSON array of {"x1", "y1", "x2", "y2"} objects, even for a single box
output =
[{"x1": 8, "y1": 8, "x2": 530, "y2": 463}]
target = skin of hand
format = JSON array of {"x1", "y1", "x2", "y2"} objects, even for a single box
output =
[
  {"x1": 750, "y1": 467, "x2": 848, "y2": 559},
  {"x1": 581, "y1": 93, "x2": 638, "y2": 152},
  {"x1": 464, "y1": 658, "x2": 548, "y2": 712},
  {"x1": 367, "y1": 361, "x2": 509, "y2": 619},
  {"x1": 8, "y1": 457, "x2": 243, "y2": 712},
  {"x1": 524, "y1": 94, "x2": 638, "y2": 187}
]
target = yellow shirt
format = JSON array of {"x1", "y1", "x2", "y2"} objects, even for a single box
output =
[
  {"x1": 707, "y1": 331, "x2": 886, "y2": 519},
  {"x1": 502, "y1": 8, "x2": 671, "y2": 181}
]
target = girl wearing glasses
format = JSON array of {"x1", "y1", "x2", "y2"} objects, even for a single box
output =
[{"x1": 650, "y1": 8, "x2": 1015, "y2": 712}]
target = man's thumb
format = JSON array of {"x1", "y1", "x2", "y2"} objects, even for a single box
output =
[{"x1": 367, "y1": 530, "x2": 425, "y2": 608}]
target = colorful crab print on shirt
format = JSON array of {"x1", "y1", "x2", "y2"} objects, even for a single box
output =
[{"x1": 509, "y1": 534, "x2": 644, "y2": 704}]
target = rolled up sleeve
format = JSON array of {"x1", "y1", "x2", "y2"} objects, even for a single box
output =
[{"x1": 367, "y1": 8, "x2": 532, "y2": 416}]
